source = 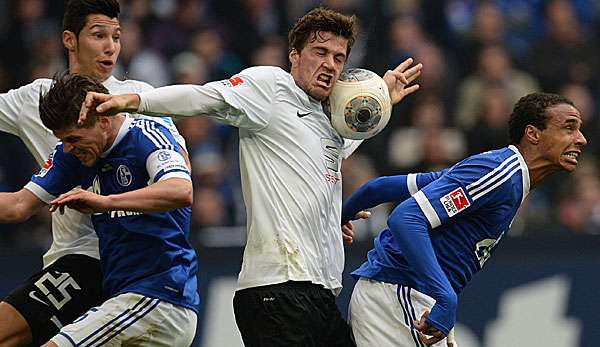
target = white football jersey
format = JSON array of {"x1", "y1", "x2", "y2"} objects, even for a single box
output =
[
  {"x1": 139, "y1": 66, "x2": 362, "y2": 292},
  {"x1": 0, "y1": 76, "x2": 184, "y2": 267}
]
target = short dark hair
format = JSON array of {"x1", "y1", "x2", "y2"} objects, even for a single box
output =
[
  {"x1": 39, "y1": 73, "x2": 108, "y2": 131},
  {"x1": 508, "y1": 92, "x2": 575, "y2": 144},
  {"x1": 288, "y1": 7, "x2": 356, "y2": 56},
  {"x1": 63, "y1": 0, "x2": 120, "y2": 37}
]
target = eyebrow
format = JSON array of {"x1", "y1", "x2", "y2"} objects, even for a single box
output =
[{"x1": 89, "y1": 24, "x2": 121, "y2": 31}]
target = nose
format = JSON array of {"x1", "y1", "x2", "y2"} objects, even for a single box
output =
[
  {"x1": 322, "y1": 54, "x2": 335, "y2": 71},
  {"x1": 105, "y1": 38, "x2": 117, "y2": 56},
  {"x1": 577, "y1": 130, "x2": 588, "y2": 146}
]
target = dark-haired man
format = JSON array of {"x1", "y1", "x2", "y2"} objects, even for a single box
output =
[
  {"x1": 0, "y1": 1, "x2": 186, "y2": 345},
  {"x1": 1, "y1": 73, "x2": 198, "y2": 347},
  {"x1": 341, "y1": 92, "x2": 587, "y2": 346},
  {"x1": 77, "y1": 6, "x2": 422, "y2": 346}
]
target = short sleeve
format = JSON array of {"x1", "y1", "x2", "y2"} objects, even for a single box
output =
[
  {"x1": 204, "y1": 66, "x2": 278, "y2": 131},
  {"x1": 25, "y1": 144, "x2": 83, "y2": 203},
  {"x1": 413, "y1": 157, "x2": 518, "y2": 228}
]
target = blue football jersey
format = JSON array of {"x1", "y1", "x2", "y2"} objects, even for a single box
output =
[
  {"x1": 27, "y1": 117, "x2": 199, "y2": 312},
  {"x1": 347, "y1": 145, "x2": 530, "y2": 333}
]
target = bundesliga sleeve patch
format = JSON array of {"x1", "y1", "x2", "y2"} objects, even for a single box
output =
[
  {"x1": 220, "y1": 75, "x2": 245, "y2": 88},
  {"x1": 440, "y1": 187, "x2": 471, "y2": 217},
  {"x1": 36, "y1": 149, "x2": 56, "y2": 177}
]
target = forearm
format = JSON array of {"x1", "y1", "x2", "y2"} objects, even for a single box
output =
[
  {"x1": 106, "y1": 178, "x2": 192, "y2": 212},
  {"x1": 137, "y1": 84, "x2": 229, "y2": 118},
  {"x1": 0, "y1": 189, "x2": 44, "y2": 223},
  {"x1": 388, "y1": 200, "x2": 457, "y2": 335}
]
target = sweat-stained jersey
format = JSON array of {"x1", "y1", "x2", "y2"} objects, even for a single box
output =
[
  {"x1": 0, "y1": 76, "x2": 184, "y2": 267},
  {"x1": 25, "y1": 117, "x2": 199, "y2": 312},
  {"x1": 137, "y1": 66, "x2": 363, "y2": 293},
  {"x1": 347, "y1": 145, "x2": 530, "y2": 333}
]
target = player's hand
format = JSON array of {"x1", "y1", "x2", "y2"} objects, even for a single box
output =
[
  {"x1": 341, "y1": 210, "x2": 371, "y2": 245},
  {"x1": 50, "y1": 187, "x2": 109, "y2": 214},
  {"x1": 383, "y1": 57, "x2": 422, "y2": 105},
  {"x1": 78, "y1": 92, "x2": 141, "y2": 125},
  {"x1": 414, "y1": 310, "x2": 446, "y2": 346}
]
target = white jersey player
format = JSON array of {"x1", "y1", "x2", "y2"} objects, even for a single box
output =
[
  {"x1": 0, "y1": 1, "x2": 186, "y2": 346},
  {"x1": 77, "y1": 7, "x2": 422, "y2": 346}
]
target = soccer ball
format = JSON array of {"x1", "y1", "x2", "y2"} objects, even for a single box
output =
[{"x1": 323, "y1": 68, "x2": 392, "y2": 140}]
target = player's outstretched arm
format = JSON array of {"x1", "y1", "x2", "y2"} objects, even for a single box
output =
[
  {"x1": 78, "y1": 92, "x2": 141, "y2": 125},
  {"x1": 383, "y1": 57, "x2": 422, "y2": 105},
  {"x1": 51, "y1": 178, "x2": 192, "y2": 214},
  {"x1": 0, "y1": 189, "x2": 46, "y2": 223}
]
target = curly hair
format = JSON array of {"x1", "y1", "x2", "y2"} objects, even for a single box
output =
[
  {"x1": 39, "y1": 73, "x2": 109, "y2": 132},
  {"x1": 288, "y1": 7, "x2": 356, "y2": 56},
  {"x1": 508, "y1": 92, "x2": 575, "y2": 144}
]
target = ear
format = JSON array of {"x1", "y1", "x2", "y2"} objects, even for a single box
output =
[
  {"x1": 97, "y1": 116, "x2": 111, "y2": 130},
  {"x1": 62, "y1": 30, "x2": 77, "y2": 52},
  {"x1": 524, "y1": 125, "x2": 541, "y2": 145},
  {"x1": 289, "y1": 48, "x2": 299, "y2": 65}
]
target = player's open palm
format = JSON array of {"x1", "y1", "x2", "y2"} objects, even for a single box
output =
[
  {"x1": 383, "y1": 57, "x2": 422, "y2": 106},
  {"x1": 50, "y1": 187, "x2": 109, "y2": 214}
]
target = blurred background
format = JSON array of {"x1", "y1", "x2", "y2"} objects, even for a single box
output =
[{"x1": 0, "y1": 0, "x2": 599, "y2": 346}]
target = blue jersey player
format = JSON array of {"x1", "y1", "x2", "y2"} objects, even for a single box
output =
[
  {"x1": 0, "y1": 74, "x2": 199, "y2": 347},
  {"x1": 342, "y1": 93, "x2": 587, "y2": 347}
]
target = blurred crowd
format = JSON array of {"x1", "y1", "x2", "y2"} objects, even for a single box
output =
[{"x1": 1, "y1": 0, "x2": 599, "y2": 250}]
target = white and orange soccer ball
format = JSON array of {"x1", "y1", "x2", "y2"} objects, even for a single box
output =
[{"x1": 324, "y1": 68, "x2": 392, "y2": 140}]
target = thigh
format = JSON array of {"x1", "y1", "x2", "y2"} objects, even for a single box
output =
[
  {"x1": 349, "y1": 278, "x2": 423, "y2": 347},
  {"x1": 50, "y1": 293, "x2": 196, "y2": 347},
  {"x1": 2, "y1": 254, "x2": 102, "y2": 346}
]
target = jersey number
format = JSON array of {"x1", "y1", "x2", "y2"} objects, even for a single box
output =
[{"x1": 33, "y1": 271, "x2": 82, "y2": 310}]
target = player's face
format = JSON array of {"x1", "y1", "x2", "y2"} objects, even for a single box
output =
[
  {"x1": 54, "y1": 122, "x2": 110, "y2": 167},
  {"x1": 537, "y1": 104, "x2": 587, "y2": 172},
  {"x1": 67, "y1": 15, "x2": 121, "y2": 81},
  {"x1": 289, "y1": 31, "x2": 348, "y2": 100}
]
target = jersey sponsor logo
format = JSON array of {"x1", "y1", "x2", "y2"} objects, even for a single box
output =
[
  {"x1": 109, "y1": 210, "x2": 143, "y2": 218},
  {"x1": 36, "y1": 149, "x2": 56, "y2": 177},
  {"x1": 116, "y1": 165, "x2": 133, "y2": 187},
  {"x1": 221, "y1": 75, "x2": 245, "y2": 87},
  {"x1": 157, "y1": 150, "x2": 172, "y2": 161},
  {"x1": 440, "y1": 187, "x2": 470, "y2": 217}
]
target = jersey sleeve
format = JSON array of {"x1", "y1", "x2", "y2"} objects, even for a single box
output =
[
  {"x1": 413, "y1": 156, "x2": 519, "y2": 229},
  {"x1": 24, "y1": 144, "x2": 83, "y2": 203},
  {"x1": 135, "y1": 121, "x2": 191, "y2": 184},
  {"x1": 0, "y1": 79, "x2": 49, "y2": 135}
]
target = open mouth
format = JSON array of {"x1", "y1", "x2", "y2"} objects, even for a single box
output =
[
  {"x1": 562, "y1": 151, "x2": 580, "y2": 164},
  {"x1": 98, "y1": 60, "x2": 114, "y2": 69},
  {"x1": 316, "y1": 73, "x2": 332, "y2": 87}
]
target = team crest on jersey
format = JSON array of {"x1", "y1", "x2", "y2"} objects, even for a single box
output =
[
  {"x1": 36, "y1": 149, "x2": 56, "y2": 177},
  {"x1": 440, "y1": 187, "x2": 470, "y2": 217},
  {"x1": 157, "y1": 150, "x2": 172, "y2": 161},
  {"x1": 220, "y1": 75, "x2": 244, "y2": 88},
  {"x1": 116, "y1": 165, "x2": 132, "y2": 187}
]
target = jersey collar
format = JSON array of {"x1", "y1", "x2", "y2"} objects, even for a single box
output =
[
  {"x1": 101, "y1": 115, "x2": 134, "y2": 158},
  {"x1": 508, "y1": 145, "x2": 531, "y2": 201}
]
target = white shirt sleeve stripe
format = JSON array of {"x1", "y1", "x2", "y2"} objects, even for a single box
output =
[
  {"x1": 468, "y1": 159, "x2": 519, "y2": 196},
  {"x1": 466, "y1": 154, "x2": 517, "y2": 190},
  {"x1": 24, "y1": 181, "x2": 56, "y2": 204},
  {"x1": 472, "y1": 166, "x2": 521, "y2": 201},
  {"x1": 413, "y1": 191, "x2": 441, "y2": 228},
  {"x1": 407, "y1": 173, "x2": 419, "y2": 195}
]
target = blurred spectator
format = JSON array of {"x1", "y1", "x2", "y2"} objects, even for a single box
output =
[
  {"x1": 558, "y1": 159, "x2": 600, "y2": 234},
  {"x1": 466, "y1": 85, "x2": 512, "y2": 154},
  {"x1": 250, "y1": 36, "x2": 287, "y2": 68},
  {"x1": 387, "y1": 95, "x2": 466, "y2": 173},
  {"x1": 171, "y1": 52, "x2": 208, "y2": 84},
  {"x1": 455, "y1": 44, "x2": 539, "y2": 130},
  {"x1": 114, "y1": 19, "x2": 169, "y2": 86},
  {"x1": 190, "y1": 28, "x2": 244, "y2": 80},
  {"x1": 526, "y1": 0, "x2": 600, "y2": 93}
]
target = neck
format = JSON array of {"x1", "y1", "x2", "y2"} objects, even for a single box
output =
[
  {"x1": 514, "y1": 143, "x2": 558, "y2": 188},
  {"x1": 103, "y1": 114, "x2": 126, "y2": 152}
]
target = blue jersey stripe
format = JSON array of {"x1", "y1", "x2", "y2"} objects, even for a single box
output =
[
  {"x1": 92, "y1": 299, "x2": 161, "y2": 346},
  {"x1": 468, "y1": 157, "x2": 519, "y2": 196},
  {"x1": 466, "y1": 154, "x2": 518, "y2": 191}
]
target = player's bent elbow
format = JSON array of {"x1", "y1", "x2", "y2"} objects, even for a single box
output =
[{"x1": 173, "y1": 180, "x2": 193, "y2": 207}]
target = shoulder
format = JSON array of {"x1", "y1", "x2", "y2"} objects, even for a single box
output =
[
  {"x1": 238, "y1": 66, "x2": 290, "y2": 83},
  {"x1": 9, "y1": 78, "x2": 53, "y2": 98},
  {"x1": 103, "y1": 76, "x2": 154, "y2": 94},
  {"x1": 130, "y1": 118, "x2": 176, "y2": 149}
]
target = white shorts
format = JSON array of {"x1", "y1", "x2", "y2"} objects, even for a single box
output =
[
  {"x1": 349, "y1": 277, "x2": 452, "y2": 347},
  {"x1": 50, "y1": 292, "x2": 197, "y2": 347}
]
